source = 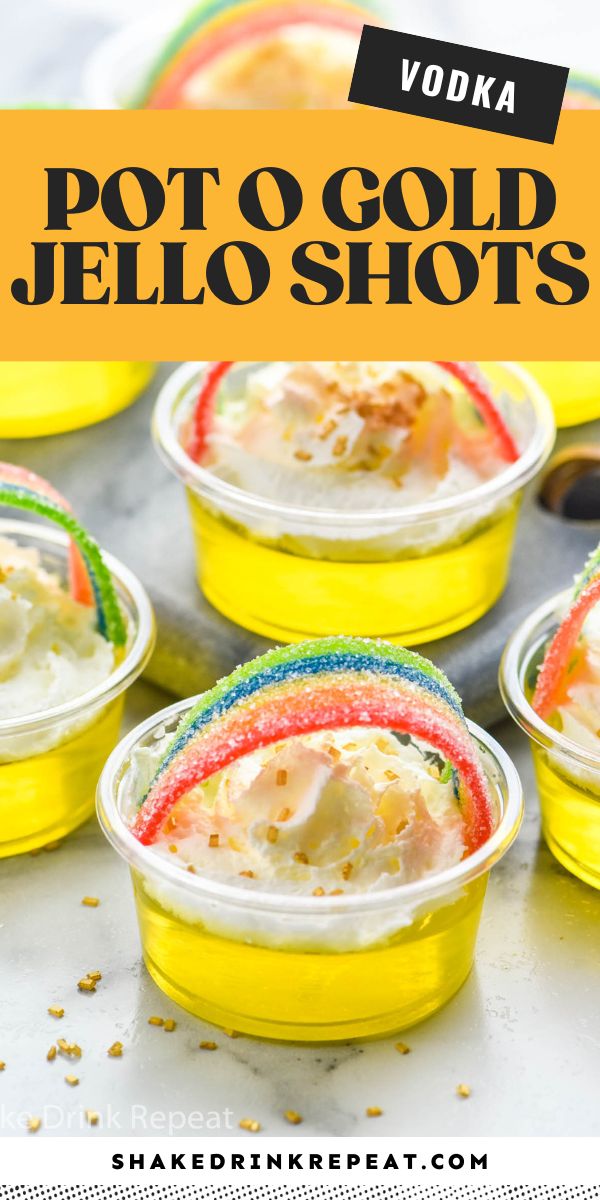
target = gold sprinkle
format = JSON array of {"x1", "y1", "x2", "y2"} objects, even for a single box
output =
[
  {"x1": 223, "y1": 1028, "x2": 239, "y2": 1039},
  {"x1": 46, "y1": 1046, "x2": 56, "y2": 1062},
  {"x1": 332, "y1": 436, "x2": 348, "y2": 457},
  {"x1": 48, "y1": 1005, "x2": 64, "y2": 1019},
  {"x1": 57, "y1": 1040, "x2": 82, "y2": 1059},
  {"x1": 85, "y1": 1110, "x2": 99, "y2": 1127},
  {"x1": 0, "y1": 1061, "x2": 5, "y2": 1070},
  {"x1": 385, "y1": 769, "x2": 399, "y2": 781},
  {"x1": 327, "y1": 745, "x2": 341, "y2": 761},
  {"x1": 312, "y1": 887, "x2": 325, "y2": 897},
  {"x1": 456, "y1": 1083, "x2": 471, "y2": 1099},
  {"x1": 65, "y1": 1075, "x2": 79, "y2": 1087},
  {"x1": 209, "y1": 833, "x2": 220, "y2": 848},
  {"x1": 86, "y1": 971, "x2": 102, "y2": 983},
  {"x1": 166, "y1": 814, "x2": 177, "y2": 830},
  {"x1": 81, "y1": 897, "x2": 100, "y2": 908},
  {"x1": 395, "y1": 1042, "x2": 411, "y2": 1055},
  {"x1": 319, "y1": 419, "x2": 338, "y2": 439},
  {"x1": 239, "y1": 870, "x2": 255, "y2": 879},
  {"x1": 276, "y1": 769, "x2": 288, "y2": 787},
  {"x1": 164, "y1": 1019, "x2": 176, "y2": 1032},
  {"x1": 396, "y1": 820, "x2": 408, "y2": 835},
  {"x1": 78, "y1": 978, "x2": 96, "y2": 993},
  {"x1": 187, "y1": 865, "x2": 196, "y2": 874},
  {"x1": 168, "y1": 844, "x2": 178, "y2": 854},
  {"x1": 199, "y1": 1041, "x2": 218, "y2": 1051},
  {"x1": 276, "y1": 807, "x2": 291, "y2": 823},
  {"x1": 329, "y1": 888, "x2": 344, "y2": 896},
  {"x1": 266, "y1": 825, "x2": 278, "y2": 844},
  {"x1": 366, "y1": 1106, "x2": 383, "y2": 1118},
  {"x1": 294, "y1": 851, "x2": 309, "y2": 864},
  {"x1": 148, "y1": 1016, "x2": 164, "y2": 1027},
  {"x1": 343, "y1": 741, "x2": 358, "y2": 751},
  {"x1": 284, "y1": 1110, "x2": 303, "y2": 1125},
  {"x1": 107, "y1": 1042, "x2": 123, "y2": 1058},
  {"x1": 293, "y1": 449, "x2": 313, "y2": 462},
  {"x1": 342, "y1": 862, "x2": 353, "y2": 880},
  {"x1": 239, "y1": 1118, "x2": 261, "y2": 1133},
  {"x1": 27, "y1": 1117, "x2": 41, "y2": 1133}
]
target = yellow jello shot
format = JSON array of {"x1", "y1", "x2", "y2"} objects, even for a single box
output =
[
  {"x1": 522, "y1": 363, "x2": 600, "y2": 428},
  {"x1": 500, "y1": 544, "x2": 600, "y2": 889},
  {"x1": 0, "y1": 362, "x2": 154, "y2": 438},
  {"x1": 153, "y1": 361, "x2": 554, "y2": 644},
  {"x1": 97, "y1": 638, "x2": 522, "y2": 1042},
  {"x1": 0, "y1": 468, "x2": 154, "y2": 857}
]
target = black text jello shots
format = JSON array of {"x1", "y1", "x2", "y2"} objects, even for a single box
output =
[
  {"x1": 154, "y1": 360, "x2": 554, "y2": 642},
  {"x1": 98, "y1": 637, "x2": 522, "y2": 1041},
  {"x1": 0, "y1": 464, "x2": 154, "y2": 856},
  {"x1": 501, "y1": 543, "x2": 600, "y2": 889}
]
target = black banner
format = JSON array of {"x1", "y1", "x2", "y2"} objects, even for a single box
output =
[{"x1": 349, "y1": 28, "x2": 569, "y2": 143}]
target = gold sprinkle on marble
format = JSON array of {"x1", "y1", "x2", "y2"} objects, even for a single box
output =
[
  {"x1": 284, "y1": 1110, "x2": 303, "y2": 1125},
  {"x1": 239, "y1": 1118, "x2": 261, "y2": 1133}
]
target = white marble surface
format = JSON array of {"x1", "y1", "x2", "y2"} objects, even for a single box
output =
[{"x1": 1, "y1": 684, "x2": 598, "y2": 1139}]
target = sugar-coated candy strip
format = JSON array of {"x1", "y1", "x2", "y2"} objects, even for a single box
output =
[
  {"x1": 132, "y1": 641, "x2": 494, "y2": 854},
  {"x1": 0, "y1": 469, "x2": 126, "y2": 646},
  {"x1": 152, "y1": 636, "x2": 464, "y2": 783},
  {"x1": 185, "y1": 361, "x2": 233, "y2": 462},
  {"x1": 435, "y1": 362, "x2": 520, "y2": 463},
  {"x1": 0, "y1": 462, "x2": 93, "y2": 606},
  {"x1": 140, "y1": 0, "x2": 370, "y2": 109},
  {"x1": 532, "y1": 542, "x2": 600, "y2": 718},
  {"x1": 185, "y1": 361, "x2": 520, "y2": 464}
]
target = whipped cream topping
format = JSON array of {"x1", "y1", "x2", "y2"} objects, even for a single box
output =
[
  {"x1": 181, "y1": 25, "x2": 360, "y2": 110},
  {"x1": 201, "y1": 361, "x2": 514, "y2": 513},
  {"x1": 0, "y1": 537, "x2": 114, "y2": 755},
  {"x1": 124, "y1": 727, "x2": 466, "y2": 895}
]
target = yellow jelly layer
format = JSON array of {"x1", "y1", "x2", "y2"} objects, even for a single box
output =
[
  {"x1": 0, "y1": 363, "x2": 154, "y2": 438},
  {"x1": 132, "y1": 870, "x2": 488, "y2": 1041},
  {"x1": 522, "y1": 363, "x2": 600, "y2": 428},
  {"x1": 531, "y1": 745, "x2": 600, "y2": 890},
  {"x1": 0, "y1": 698, "x2": 124, "y2": 857},
  {"x1": 188, "y1": 491, "x2": 520, "y2": 643}
]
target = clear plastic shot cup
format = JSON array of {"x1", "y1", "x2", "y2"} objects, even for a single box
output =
[
  {"x1": 97, "y1": 700, "x2": 522, "y2": 1042},
  {"x1": 0, "y1": 520, "x2": 155, "y2": 857},
  {"x1": 522, "y1": 363, "x2": 600, "y2": 428},
  {"x1": 500, "y1": 591, "x2": 600, "y2": 890},
  {"x1": 0, "y1": 363, "x2": 154, "y2": 438},
  {"x1": 153, "y1": 362, "x2": 555, "y2": 644}
]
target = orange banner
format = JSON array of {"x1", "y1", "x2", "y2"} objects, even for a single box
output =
[{"x1": 0, "y1": 110, "x2": 597, "y2": 360}]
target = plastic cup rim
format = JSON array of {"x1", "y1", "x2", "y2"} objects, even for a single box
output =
[
  {"x1": 0, "y1": 518, "x2": 156, "y2": 736},
  {"x1": 97, "y1": 699, "x2": 523, "y2": 917},
  {"x1": 153, "y1": 360, "x2": 555, "y2": 530},
  {"x1": 500, "y1": 587, "x2": 600, "y2": 773}
]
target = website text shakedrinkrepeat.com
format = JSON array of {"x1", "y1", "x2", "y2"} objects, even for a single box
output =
[{"x1": 111, "y1": 1150, "x2": 488, "y2": 1173}]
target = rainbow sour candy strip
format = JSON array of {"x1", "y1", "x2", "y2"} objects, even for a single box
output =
[
  {"x1": 139, "y1": 0, "x2": 371, "y2": 109},
  {"x1": 132, "y1": 638, "x2": 494, "y2": 853},
  {"x1": 186, "y1": 361, "x2": 520, "y2": 464},
  {"x1": 532, "y1": 542, "x2": 600, "y2": 719},
  {"x1": 0, "y1": 464, "x2": 126, "y2": 646}
]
